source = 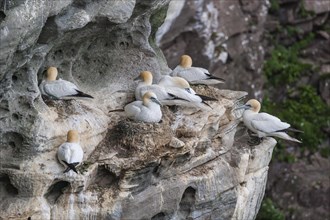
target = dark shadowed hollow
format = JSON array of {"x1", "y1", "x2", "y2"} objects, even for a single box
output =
[{"x1": 0, "y1": 0, "x2": 329, "y2": 219}]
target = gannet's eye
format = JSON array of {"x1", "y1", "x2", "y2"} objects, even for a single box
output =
[{"x1": 185, "y1": 88, "x2": 191, "y2": 93}]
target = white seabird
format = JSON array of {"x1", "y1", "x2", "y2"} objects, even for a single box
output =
[
  {"x1": 134, "y1": 71, "x2": 190, "y2": 105},
  {"x1": 125, "y1": 91, "x2": 162, "y2": 123},
  {"x1": 158, "y1": 75, "x2": 218, "y2": 107},
  {"x1": 171, "y1": 55, "x2": 225, "y2": 85},
  {"x1": 39, "y1": 67, "x2": 93, "y2": 99},
  {"x1": 237, "y1": 99, "x2": 302, "y2": 143},
  {"x1": 57, "y1": 130, "x2": 84, "y2": 174}
]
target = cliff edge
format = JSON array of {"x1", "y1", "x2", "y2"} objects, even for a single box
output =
[{"x1": 0, "y1": 1, "x2": 276, "y2": 219}]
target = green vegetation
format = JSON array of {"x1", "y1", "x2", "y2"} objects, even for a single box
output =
[
  {"x1": 262, "y1": 86, "x2": 330, "y2": 158},
  {"x1": 149, "y1": 5, "x2": 169, "y2": 41},
  {"x1": 297, "y1": 3, "x2": 316, "y2": 18},
  {"x1": 264, "y1": 33, "x2": 314, "y2": 86},
  {"x1": 262, "y1": 31, "x2": 330, "y2": 161},
  {"x1": 269, "y1": 0, "x2": 280, "y2": 14},
  {"x1": 256, "y1": 198, "x2": 285, "y2": 220}
]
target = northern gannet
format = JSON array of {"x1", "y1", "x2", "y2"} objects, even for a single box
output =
[
  {"x1": 171, "y1": 55, "x2": 225, "y2": 85},
  {"x1": 134, "y1": 71, "x2": 189, "y2": 105},
  {"x1": 39, "y1": 67, "x2": 93, "y2": 99},
  {"x1": 57, "y1": 130, "x2": 84, "y2": 174},
  {"x1": 158, "y1": 75, "x2": 218, "y2": 107},
  {"x1": 125, "y1": 91, "x2": 162, "y2": 123},
  {"x1": 237, "y1": 99, "x2": 302, "y2": 143}
]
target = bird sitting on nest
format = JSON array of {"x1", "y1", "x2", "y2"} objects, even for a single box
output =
[{"x1": 39, "y1": 67, "x2": 93, "y2": 100}]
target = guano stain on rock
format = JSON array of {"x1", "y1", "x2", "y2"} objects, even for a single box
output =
[{"x1": 0, "y1": 0, "x2": 277, "y2": 219}]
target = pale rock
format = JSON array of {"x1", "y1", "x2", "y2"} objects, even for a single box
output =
[
  {"x1": 169, "y1": 137, "x2": 185, "y2": 148},
  {"x1": 0, "y1": 0, "x2": 276, "y2": 219}
]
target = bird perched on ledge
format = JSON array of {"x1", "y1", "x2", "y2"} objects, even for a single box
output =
[
  {"x1": 134, "y1": 71, "x2": 190, "y2": 105},
  {"x1": 125, "y1": 91, "x2": 162, "y2": 123},
  {"x1": 39, "y1": 67, "x2": 93, "y2": 99},
  {"x1": 237, "y1": 99, "x2": 302, "y2": 144},
  {"x1": 158, "y1": 75, "x2": 218, "y2": 108},
  {"x1": 57, "y1": 130, "x2": 84, "y2": 174},
  {"x1": 171, "y1": 55, "x2": 225, "y2": 85}
]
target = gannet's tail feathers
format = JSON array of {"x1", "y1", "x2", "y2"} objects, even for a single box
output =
[
  {"x1": 62, "y1": 160, "x2": 79, "y2": 173},
  {"x1": 70, "y1": 90, "x2": 94, "y2": 99},
  {"x1": 207, "y1": 75, "x2": 226, "y2": 83},
  {"x1": 195, "y1": 94, "x2": 218, "y2": 101},
  {"x1": 271, "y1": 132, "x2": 302, "y2": 143},
  {"x1": 287, "y1": 127, "x2": 304, "y2": 133}
]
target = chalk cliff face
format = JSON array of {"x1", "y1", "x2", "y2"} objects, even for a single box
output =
[
  {"x1": 157, "y1": 0, "x2": 269, "y2": 99},
  {"x1": 0, "y1": 0, "x2": 275, "y2": 219}
]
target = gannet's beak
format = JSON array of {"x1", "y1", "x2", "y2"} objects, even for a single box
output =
[
  {"x1": 151, "y1": 97, "x2": 162, "y2": 106},
  {"x1": 134, "y1": 75, "x2": 141, "y2": 81},
  {"x1": 234, "y1": 104, "x2": 250, "y2": 111}
]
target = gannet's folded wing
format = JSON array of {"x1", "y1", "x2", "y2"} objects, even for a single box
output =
[
  {"x1": 170, "y1": 66, "x2": 183, "y2": 76},
  {"x1": 177, "y1": 67, "x2": 225, "y2": 84},
  {"x1": 58, "y1": 144, "x2": 72, "y2": 164},
  {"x1": 70, "y1": 144, "x2": 84, "y2": 164},
  {"x1": 251, "y1": 113, "x2": 290, "y2": 133},
  {"x1": 164, "y1": 87, "x2": 199, "y2": 102},
  {"x1": 177, "y1": 68, "x2": 206, "y2": 81},
  {"x1": 197, "y1": 67, "x2": 210, "y2": 74},
  {"x1": 125, "y1": 102, "x2": 142, "y2": 118},
  {"x1": 44, "y1": 79, "x2": 78, "y2": 98},
  {"x1": 139, "y1": 85, "x2": 175, "y2": 101}
]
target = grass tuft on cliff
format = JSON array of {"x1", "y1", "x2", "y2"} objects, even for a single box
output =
[
  {"x1": 257, "y1": 198, "x2": 285, "y2": 220},
  {"x1": 262, "y1": 31, "x2": 330, "y2": 161}
]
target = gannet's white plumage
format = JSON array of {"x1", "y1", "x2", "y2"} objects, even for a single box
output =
[
  {"x1": 39, "y1": 67, "x2": 93, "y2": 99},
  {"x1": 171, "y1": 55, "x2": 225, "y2": 85},
  {"x1": 135, "y1": 71, "x2": 190, "y2": 106},
  {"x1": 240, "y1": 99, "x2": 301, "y2": 143},
  {"x1": 57, "y1": 130, "x2": 84, "y2": 174},
  {"x1": 125, "y1": 91, "x2": 162, "y2": 123},
  {"x1": 158, "y1": 75, "x2": 218, "y2": 107}
]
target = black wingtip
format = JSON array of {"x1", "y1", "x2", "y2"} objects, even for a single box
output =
[
  {"x1": 168, "y1": 93, "x2": 189, "y2": 102},
  {"x1": 62, "y1": 160, "x2": 79, "y2": 174},
  {"x1": 208, "y1": 75, "x2": 226, "y2": 82},
  {"x1": 196, "y1": 94, "x2": 218, "y2": 101},
  {"x1": 73, "y1": 90, "x2": 94, "y2": 99},
  {"x1": 202, "y1": 101, "x2": 212, "y2": 108},
  {"x1": 287, "y1": 128, "x2": 304, "y2": 133}
]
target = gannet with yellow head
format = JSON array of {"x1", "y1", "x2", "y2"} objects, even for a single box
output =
[
  {"x1": 39, "y1": 67, "x2": 93, "y2": 99},
  {"x1": 171, "y1": 55, "x2": 225, "y2": 85},
  {"x1": 134, "y1": 71, "x2": 190, "y2": 105},
  {"x1": 158, "y1": 75, "x2": 218, "y2": 108},
  {"x1": 57, "y1": 130, "x2": 84, "y2": 174},
  {"x1": 238, "y1": 99, "x2": 302, "y2": 143},
  {"x1": 125, "y1": 91, "x2": 162, "y2": 123}
]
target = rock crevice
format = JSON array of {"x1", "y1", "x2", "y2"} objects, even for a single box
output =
[{"x1": 0, "y1": 0, "x2": 275, "y2": 219}]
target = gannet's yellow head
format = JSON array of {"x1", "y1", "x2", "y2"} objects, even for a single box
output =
[
  {"x1": 67, "y1": 130, "x2": 79, "y2": 143},
  {"x1": 143, "y1": 91, "x2": 161, "y2": 106},
  {"x1": 136, "y1": 71, "x2": 153, "y2": 85},
  {"x1": 172, "y1": 77, "x2": 191, "y2": 89},
  {"x1": 46, "y1": 67, "x2": 58, "y2": 81},
  {"x1": 245, "y1": 99, "x2": 261, "y2": 113},
  {"x1": 180, "y1": 55, "x2": 193, "y2": 68}
]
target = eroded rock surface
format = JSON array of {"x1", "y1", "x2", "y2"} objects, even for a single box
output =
[
  {"x1": 157, "y1": 0, "x2": 269, "y2": 99},
  {"x1": 0, "y1": 0, "x2": 276, "y2": 219}
]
